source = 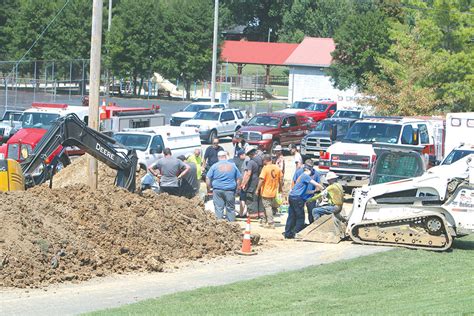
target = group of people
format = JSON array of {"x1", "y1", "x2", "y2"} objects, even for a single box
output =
[{"x1": 147, "y1": 138, "x2": 345, "y2": 237}]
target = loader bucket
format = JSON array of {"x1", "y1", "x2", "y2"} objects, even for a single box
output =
[{"x1": 296, "y1": 215, "x2": 346, "y2": 244}]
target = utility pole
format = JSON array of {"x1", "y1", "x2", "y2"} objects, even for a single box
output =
[
  {"x1": 267, "y1": 28, "x2": 272, "y2": 42},
  {"x1": 210, "y1": 0, "x2": 219, "y2": 103},
  {"x1": 88, "y1": 0, "x2": 103, "y2": 190},
  {"x1": 105, "y1": 0, "x2": 112, "y2": 96}
]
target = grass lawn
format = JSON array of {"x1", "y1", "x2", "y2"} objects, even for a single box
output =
[{"x1": 88, "y1": 235, "x2": 474, "y2": 315}]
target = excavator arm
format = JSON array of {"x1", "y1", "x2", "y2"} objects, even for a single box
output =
[{"x1": 20, "y1": 113, "x2": 137, "y2": 191}]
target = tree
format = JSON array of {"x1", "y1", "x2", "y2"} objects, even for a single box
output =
[
  {"x1": 105, "y1": 0, "x2": 162, "y2": 96},
  {"x1": 0, "y1": 0, "x2": 19, "y2": 60},
  {"x1": 155, "y1": 0, "x2": 215, "y2": 100},
  {"x1": 328, "y1": 3, "x2": 393, "y2": 91},
  {"x1": 279, "y1": 0, "x2": 353, "y2": 43}
]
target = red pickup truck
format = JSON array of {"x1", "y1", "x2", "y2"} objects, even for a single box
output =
[
  {"x1": 279, "y1": 99, "x2": 337, "y2": 122},
  {"x1": 233, "y1": 112, "x2": 313, "y2": 153}
]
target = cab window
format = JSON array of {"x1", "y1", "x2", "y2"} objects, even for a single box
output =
[
  {"x1": 401, "y1": 125, "x2": 416, "y2": 145},
  {"x1": 288, "y1": 116, "x2": 298, "y2": 127},
  {"x1": 150, "y1": 135, "x2": 164, "y2": 150},
  {"x1": 235, "y1": 110, "x2": 243, "y2": 119},
  {"x1": 418, "y1": 124, "x2": 429, "y2": 144},
  {"x1": 221, "y1": 111, "x2": 235, "y2": 122}
]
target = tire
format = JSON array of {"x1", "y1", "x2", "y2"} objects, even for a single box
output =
[
  {"x1": 270, "y1": 140, "x2": 279, "y2": 155},
  {"x1": 207, "y1": 129, "x2": 217, "y2": 144},
  {"x1": 235, "y1": 126, "x2": 241, "y2": 131}
]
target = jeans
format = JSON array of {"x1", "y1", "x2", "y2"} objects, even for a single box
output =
[
  {"x1": 284, "y1": 195, "x2": 305, "y2": 238},
  {"x1": 213, "y1": 189, "x2": 236, "y2": 222},
  {"x1": 312, "y1": 205, "x2": 339, "y2": 222},
  {"x1": 305, "y1": 200, "x2": 316, "y2": 224}
]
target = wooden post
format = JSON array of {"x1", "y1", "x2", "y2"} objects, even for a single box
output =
[{"x1": 88, "y1": 0, "x2": 103, "y2": 190}]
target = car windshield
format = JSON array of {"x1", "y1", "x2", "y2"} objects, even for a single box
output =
[
  {"x1": 372, "y1": 152, "x2": 424, "y2": 185},
  {"x1": 247, "y1": 116, "x2": 280, "y2": 127},
  {"x1": 343, "y1": 122, "x2": 401, "y2": 144},
  {"x1": 291, "y1": 101, "x2": 313, "y2": 109},
  {"x1": 333, "y1": 110, "x2": 361, "y2": 118},
  {"x1": 113, "y1": 133, "x2": 151, "y2": 151},
  {"x1": 21, "y1": 113, "x2": 60, "y2": 129},
  {"x1": 194, "y1": 111, "x2": 220, "y2": 120},
  {"x1": 306, "y1": 103, "x2": 329, "y2": 112},
  {"x1": 313, "y1": 121, "x2": 350, "y2": 135},
  {"x1": 184, "y1": 104, "x2": 211, "y2": 112},
  {"x1": 442, "y1": 149, "x2": 474, "y2": 165}
]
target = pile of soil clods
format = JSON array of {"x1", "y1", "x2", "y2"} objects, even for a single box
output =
[{"x1": 0, "y1": 185, "x2": 241, "y2": 288}]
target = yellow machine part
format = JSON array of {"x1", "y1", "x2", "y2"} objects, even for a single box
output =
[{"x1": 0, "y1": 159, "x2": 25, "y2": 192}]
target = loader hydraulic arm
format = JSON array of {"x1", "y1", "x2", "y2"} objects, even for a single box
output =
[{"x1": 20, "y1": 113, "x2": 137, "y2": 191}]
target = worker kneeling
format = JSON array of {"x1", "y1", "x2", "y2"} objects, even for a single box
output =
[{"x1": 308, "y1": 172, "x2": 346, "y2": 223}]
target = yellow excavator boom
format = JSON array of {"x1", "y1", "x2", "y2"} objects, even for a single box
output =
[{"x1": 0, "y1": 159, "x2": 25, "y2": 191}]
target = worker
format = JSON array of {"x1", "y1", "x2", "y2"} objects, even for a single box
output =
[
  {"x1": 284, "y1": 165, "x2": 324, "y2": 239},
  {"x1": 256, "y1": 154, "x2": 283, "y2": 228},
  {"x1": 186, "y1": 149, "x2": 202, "y2": 180},
  {"x1": 307, "y1": 171, "x2": 346, "y2": 222},
  {"x1": 206, "y1": 151, "x2": 241, "y2": 222},
  {"x1": 177, "y1": 155, "x2": 199, "y2": 199},
  {"x1": 232, "y1": 148, "x2": 249, "y2": 217},
  {"x1": 148, "y1": 147, "x2": 190, "y2": 196},
  {"x1": 290, "y1": 144, "x2": 303, "y2": 169},
  {"x1": 233, "y1": 136, "x2": 249, "y2": 157},
  {"x1": 203, "y1": 138, "x2": 224, "y2": 178},
  {"x1": 292, "y1": 159, "x2": 321, "y2": 224},
  {"x1": 241, "y1": 146, "x2": 264, "y2": 219},
  {"x1": 273, "y1": 145, "x2": 285, "y2": 177}
]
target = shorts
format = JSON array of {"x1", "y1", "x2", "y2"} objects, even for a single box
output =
[{"x1": 239, "y1": 190, "x2": 247, "y2": 201}]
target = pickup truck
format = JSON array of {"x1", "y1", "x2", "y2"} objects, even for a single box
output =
[
  {"x1": 233, "y1": 112, "x2": 313, "y2": 153},
  {"x1": 279, "y1": 99, "x2": 337, "y2": 122},
  {"x1": 0, "y1": 110, "x2": 23, "y2": 143},
  {"x1": 300, "y1": 117, "x2": 358, "y2": 160}
]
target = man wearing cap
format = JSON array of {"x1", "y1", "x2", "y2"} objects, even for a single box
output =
[
  {"x1": 203, "y1": 138, "x2": 224, "y2": 178},
  {"x1": 149, "y1": 148, "x2": 190, "y2": 196},
  {"x1": 256, "y1": 154, "x2": 283, "y2": 228},
  {"x1": 241, "y1": 146, "x2": 265, "y2": 219},
  {"x1": 292, "y1": 159, "x2": 321, "y2": 224},
  {"x1": 186, "y1": 148, "x2": 202, "y2": 180},
  {"x1": 284, "y1": 165, "x2": 324, "y2": 239},
  {"x1": 206, "y1": 151, "x2": 241, "y2": 222},
  {"x1": 177, "y1": 155, "x2": 199, "y2": 199},
  {"x1": 307, "y1": 171, "x2": 345, "y2": 222}
]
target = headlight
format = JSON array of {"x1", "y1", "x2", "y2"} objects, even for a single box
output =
[
  {"x1": 301, "y1": 138, "x2": 307, "y2": 145},
  {"x1": 32, "y1": 164, "x2": 44, "y2": 177},
  {"x1": 262, "y1": 133, "x2": 273, "y2": 140}
]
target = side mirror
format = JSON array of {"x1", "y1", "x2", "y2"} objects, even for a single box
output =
[
  {"x1": 220, "y1": 118, "x2": 225, "y2": 122},
  {"x1": 282, "y1": 123, "x2": 290, "y2": 128},
  {"x1": 242, "y1": 121, "x2": 248, "y2": 126},
  {"x1": 150, "y1": 145, "x2": 163, "y2": 154},
  {"x1": 329, "y1": 125, "x2": 337, "y2": 142}
]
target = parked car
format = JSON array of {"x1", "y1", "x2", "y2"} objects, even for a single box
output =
[
  {"x1": 300, "y1": 117, "x2": 358, "y2": 160},
  {"x1": 181, "y1": 108, "x2": 245, "y2": 143},
  {"x1": 331, "y1": 109, "x2": 364, "y2": 119},
  {"x1": 0, "y1": 110, "x2": 23, "y2": 143},
  {"x1": 279, "y1": 99, "x2": 337, "y2": 122},
  {"x1": 113, "y1": 126, "x2": 201, "y2": 170},
  {"x1": 234, "y1": 112, "x2": 313, "y2": 153},
  {"x1": 169, "y1": 102, "x2": 226, "y2": 126}
]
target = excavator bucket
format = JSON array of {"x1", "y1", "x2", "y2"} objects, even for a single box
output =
[{"x1": 296, "y1": 215, "x2": 346, "y2": 244}]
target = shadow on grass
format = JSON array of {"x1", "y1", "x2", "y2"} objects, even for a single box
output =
[{"x1": 452, "y1": 237, "x2": 474, "y2": 250}]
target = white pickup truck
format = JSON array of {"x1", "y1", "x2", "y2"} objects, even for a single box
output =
[{"x1": 0, "y1": 110, "x2": 23, "y2": 143}]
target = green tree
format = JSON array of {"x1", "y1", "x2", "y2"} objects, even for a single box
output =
[
  {"x1": 0, "y1": 0, "x2": 19, "y2": 60},
  {"x1": 155, "y1": 0, "x2": 215, "y2": 100},
  {"x1": 105, "y1": 0, "x2": 162, "y2": 96},
  {"x1": 279, "y1": 0, "x2": 353, "y2": 43}
]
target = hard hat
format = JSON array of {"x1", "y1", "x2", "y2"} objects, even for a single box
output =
[
  {"x1": 274, "y1": 145, "x2": 283, "y2": 151},
  {"x1": 245, "y1": 146, "x2": 256, "y2": 155},
  {"x1": 325, "y1": 172, "x2": 338, "y2": 181}
]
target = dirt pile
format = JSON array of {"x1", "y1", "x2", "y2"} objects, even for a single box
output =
[{"x1": 0, "y1": 157, "x2": 241, "y2": 288}]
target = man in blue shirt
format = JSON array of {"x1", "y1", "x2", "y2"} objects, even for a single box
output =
[
  {"x1": 285, "y1": 165, "x2": 323, "y2": 239},
  {"x1": 206, "y1": 151, "x2": 242, "y2": 222},
  {"x1": 292, "y1": 160, "x2": 321, "y2": 224}
]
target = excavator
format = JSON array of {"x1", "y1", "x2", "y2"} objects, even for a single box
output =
[
  {"x1": 0, "y1": 113, "x2": 137, "y2": 192},
  {"x1": 297, "y1": 153, "x2": 474, "y2": 251}
]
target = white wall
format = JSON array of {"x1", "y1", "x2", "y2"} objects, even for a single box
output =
[{"x1": 288, "y1": 66, "x2": 360, "y2": 108}]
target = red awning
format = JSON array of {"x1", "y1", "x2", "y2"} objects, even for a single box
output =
[{"x1": 220, "y1": 40, "x2": 298, "y2": 66}]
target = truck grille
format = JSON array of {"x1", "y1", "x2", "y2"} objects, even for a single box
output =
[
  {"x1": 306, "y1": 137, "x2": 331, "y2": 149},
  {"x1": 332, "y1": 154, "x2": 371, "y2": 170},
  {"x1": 240, "y1": 131, "x2": 262, "y2": 141},
  {"x1": 170, "y1": 117, "x2": 188, "y2": 126}
]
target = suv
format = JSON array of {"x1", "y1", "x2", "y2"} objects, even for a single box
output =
[
  {"x1": 320, "y1": 117, "x2": 438, "y2": 184},
  {"x1": 300, "y1": 117, "x2": 358, "y2": 160},
  {"x1": 181, "y1": 108, "x2": 245, "y2": 143},
  {"x1": 279, "y1": 99, "x2": 337, "y2": 122},
  {"x1": 234, "y1": 112, "x2": 313, "y2": 153},
  {"x1": 170, "y1": 102, "x2": 226, "y2": 126},
  {"x1": 0, "y1": 110, "x2": 23, "y2": 143}
]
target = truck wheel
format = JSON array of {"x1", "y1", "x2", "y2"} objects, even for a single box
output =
[
  {"x1": 207, "y1": 129, "x2": 217, "y2": 144},
  {"x1": 235, "y1": 126, "x2": 241, "y2": 131},
  {"x1": 270, "y1": 141, "x2": 279, "y2": 155}
]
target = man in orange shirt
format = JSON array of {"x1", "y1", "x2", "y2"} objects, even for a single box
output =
[{"x1": 256, "y1": 154, "x2": 283, "y2": 229}]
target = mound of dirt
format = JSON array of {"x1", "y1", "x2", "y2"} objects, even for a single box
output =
[{"x1": 0, "y1": 156, "x2": 241, "y2": 288}]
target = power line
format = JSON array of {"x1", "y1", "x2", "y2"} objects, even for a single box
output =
[{"x1": 5, "y1": 0, "x2": 72, "y2": 79}]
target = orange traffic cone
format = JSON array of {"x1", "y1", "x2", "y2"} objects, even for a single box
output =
[{"x1": 235, "y1": 217, "x2": 257, "y2": 256}]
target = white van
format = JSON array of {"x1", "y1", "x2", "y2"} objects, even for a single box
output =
[
  {"x1": 445, "y1": 112, "x2": 474, "y2": 156},
  {"x1": 113, "y1": 126, "x2": 201, "y2": 170}
]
